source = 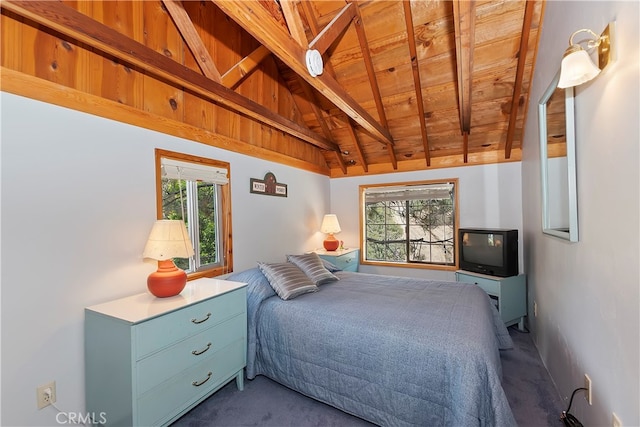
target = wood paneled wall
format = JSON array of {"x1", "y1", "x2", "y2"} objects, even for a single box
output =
[{"x1": 1, "y1": 1, "x2": 330, "y2": 174}]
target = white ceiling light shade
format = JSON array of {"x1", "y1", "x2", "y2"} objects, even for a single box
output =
[
  {"x1": 558, "y1": 23, "x2": 615, "y2": 89},
  {"x1": 305, "y1": 49, "x2": 323, "y2": 77}
]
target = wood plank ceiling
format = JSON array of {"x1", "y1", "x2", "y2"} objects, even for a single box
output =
[{"x1": 1, "y1": 0, "x2": 545, "y2": 177}]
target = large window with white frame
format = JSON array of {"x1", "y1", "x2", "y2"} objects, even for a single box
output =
[
  {"x1": 155, "y1": 149, "x2": 233, "y2": 278},
  {"x1": 360, "y1": 179, "x2": 458, "y2": 269}
]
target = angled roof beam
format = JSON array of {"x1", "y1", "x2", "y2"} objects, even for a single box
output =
[
  {"x1": 162, "y1": 0, "x2": 222, "y2": 82},
  {"x1": 279, "y1": 0, "x2": 307, "y2": 45},
  {"x1": 402, "y1": 0, "x2": 431, "y2": 167},
  {"x1": 1, "y1": 0, "x2": 338, "y2": 152},
  {"x1": 221, "y1": 45, "x2": 272, "y2": 89},
  {"x1": 350, "y1": 1, "x2": 397, "y2": 170},
  {"x1": 212, "y1": 0, "x2": 394, "y2": 146},
  {"x1": 505, "y1": 0, "x2": 535, "y2": 159},
  {"x1": 452, "y1": 0, "x2": 476, "y2": 135},
  {"x1": 308, "y1": 3, "x2": 356, "y2": 55},
  {"x1": 298, "y1": 0, "x2": 368, "y2": 173}
]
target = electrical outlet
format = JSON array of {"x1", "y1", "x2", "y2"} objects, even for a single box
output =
[
  {"x1": 36, "y1": 381, "x2": 56, "y2": 409},
  {"x1": 584, "y1": 374, "x2": 592, "y2": 405},
  {"x1": 534, "y1": 301, "x2": 538, "y2": 317},
  {"x1": 612, "y1": 412, "x2": 622, "y2": 427}
]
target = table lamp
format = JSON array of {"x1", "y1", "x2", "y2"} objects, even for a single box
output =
[
  {"x1": 320, "y1": 214, "x2": 341, "y2": 251},
  {"x1": 142, "y1": 219, "x2": 195, "y2": 297}
]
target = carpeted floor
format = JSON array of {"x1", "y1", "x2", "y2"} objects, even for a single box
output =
[{"x1": 173, "y1": 326, "x2": 565, "y2": 426}]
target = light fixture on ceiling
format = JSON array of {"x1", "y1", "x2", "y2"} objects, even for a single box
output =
[
  {"x1": 558, "y1": 23, "x2": 615, "y2": 88},
  {"x1": 306, "y1": 49, "x2": 323, "y2": 77}
]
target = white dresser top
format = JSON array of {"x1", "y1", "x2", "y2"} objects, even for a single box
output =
[
  {"x1": 310, "y1": 247, "x2": 359, "y2": 256},
  {"x1": 86, "y1": 278, "x2": 246, "y2": 323}
]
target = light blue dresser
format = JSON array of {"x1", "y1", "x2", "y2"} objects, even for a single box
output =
[
  {"x1": 85, "y1": 279, "x2": 247, "y2": 426},
  {"x1": 455, "y1": 270, "x2": 527, "y2": 331},
  {"x1": 315, "y1": 248, "x2": 360, "y2": 272}
]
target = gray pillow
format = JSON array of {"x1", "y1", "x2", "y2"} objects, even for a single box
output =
[
  {"x1": 287, "y1": 253, "x2": 339, "y2": 285},
  {"x1": 257, "y1": 262, "x2": 318, "y2": 300}
]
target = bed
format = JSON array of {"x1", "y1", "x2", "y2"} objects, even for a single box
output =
[{"x1": 227, "y1": 258, "x2": 516, "y2": 427}]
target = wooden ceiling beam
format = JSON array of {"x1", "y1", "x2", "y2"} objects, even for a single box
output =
[
  {"x1": 221, "y1": 45, "x2": 272, "y2": 89},
  {"x1": 505, "y1": 0, "x2": 535, "y2": 159},
  {"x1": 299, "y1": 0, "x2": 367, "y2": 174},
  {"x1": 351, "y1": 1, "x2": 397, "y2": 170},
  {"x1": 1, "y1": 0, "x2": 338, "y2": 152},
  {"x1": 308, "y1": 3, "x2": 356, "y2": 55},
  {"x1": 279, "y1": 0, "x2": 307, "y2": 46},
  {"x1": 452, "y1": 0, "x2": 476, "y2": 134},
  {"x1": 402, "y1": 0, "x2": 431, "y2": 167},
  {"x1": 162, "y1": 0, "x2": 222, "y2": 82},
  {"x1": 212, "y1": 0, "x2": 394, "y2": 146}
]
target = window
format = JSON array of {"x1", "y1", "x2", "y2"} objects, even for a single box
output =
[
  {"x1": 360, "y1": 179, "x2": 458, "y2": 269},
  {"x1": 155, "y1": 149, "x2": 233, "y2": 278}
]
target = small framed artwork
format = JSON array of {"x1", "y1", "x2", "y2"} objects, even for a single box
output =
[{"x1": 250, "y1": 172, "x2": 287, "y2": 197}]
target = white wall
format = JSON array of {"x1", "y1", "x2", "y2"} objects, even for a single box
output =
[
  {"x1": 330, "y1": 162, "x2": 524, "y2": 281},
  {"x1": 521, "y1": 1, "x2": 639, "y2": 425},
  {"x1": 0, "y1": 92, "x2": 330, "y2": 426}
]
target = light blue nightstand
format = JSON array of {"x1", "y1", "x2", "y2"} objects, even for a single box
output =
[{"x1": 314, "y1": 248, "x2": 360, "y2": 272}]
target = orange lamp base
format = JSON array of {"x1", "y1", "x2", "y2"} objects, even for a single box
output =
[
  {"x1": 323, "y1": 234, "x2": 339, "y2": 251},
  {"x1": 147, "y1": 259, "x2": 187, "y2": 298}
]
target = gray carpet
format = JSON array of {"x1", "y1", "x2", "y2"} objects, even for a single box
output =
[{"x1": 173, "y1": 327, "x2": 565, "y2": 426}]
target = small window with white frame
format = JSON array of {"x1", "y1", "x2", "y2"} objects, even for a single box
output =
[
  {"x1": 154, "y1": 149, "x2": 233, "y2": 278},
  {"x1": 360, "y1": 179, "x2": 458, "y2": 269}
]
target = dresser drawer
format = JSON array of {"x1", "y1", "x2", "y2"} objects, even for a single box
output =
[
  {"x1": 135, "y1": 289, "x2": 245, "y2": 358},
  {"x1": 136, "y1": 314, "x2": 246, "y2": 395},
  {"x1": 456, "y1": 273, "x2": 499, "y2": 295},
  {"x1": 137, "y1": 338, "x2": 245, "y2": 426}
]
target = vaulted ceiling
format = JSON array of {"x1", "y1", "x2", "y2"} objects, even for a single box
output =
[{"x1": 1, "y1": 0, "x2": 545, "y2": 177}]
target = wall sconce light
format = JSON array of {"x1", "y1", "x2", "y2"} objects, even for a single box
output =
[
  {"x1": 558, "y1": 22, "x2": 615, "y2": 88},
  {"x1": 142, "y1": 220, "x2": 195, "y2": 298},
  {"x1": 320, "y1": 214, "x2": 341, "y2": 251}
]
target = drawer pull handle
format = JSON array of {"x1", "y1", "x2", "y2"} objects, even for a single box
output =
[
  {"x1": 191, "y1": 312, "x2": 211, "y2": 324},
  {"x1": 192, "y1": 372, "x2": 212, "y2": 387},
  {"x1": 192, "y1": 342, "x2": 212, "y2": 356}
]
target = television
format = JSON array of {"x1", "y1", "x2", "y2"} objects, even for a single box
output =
[{"x1": 458, "y1": 228, "x2": 518, "y2": 277}]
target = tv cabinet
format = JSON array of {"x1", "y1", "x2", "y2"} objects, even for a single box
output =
[{"x1": 455, "y1": 270, "x2": 527, "y2": 331}]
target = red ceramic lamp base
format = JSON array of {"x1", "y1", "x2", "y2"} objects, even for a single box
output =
[
  {"x1": 323, "y1": 234, "x2": 339, "y2": 251},
  {"x1": 147, "y1": 259, "x2": 187, "y2": 298}
]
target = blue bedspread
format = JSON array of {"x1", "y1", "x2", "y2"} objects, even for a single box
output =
[{"x1": 227, "y1": 268, "x2": 516, "y2": 427}]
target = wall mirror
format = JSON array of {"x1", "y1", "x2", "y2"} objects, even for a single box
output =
[{"x1": 538, "y1": 71, "x2": 578, "y2": 242}]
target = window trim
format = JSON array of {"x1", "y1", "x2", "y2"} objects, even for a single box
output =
[
  {"x1": 359, "y1": 178, "x2": 459, "y2": 271},
  {"x1": 154, "y1": 149, "x2": 233, "y2": 279}
]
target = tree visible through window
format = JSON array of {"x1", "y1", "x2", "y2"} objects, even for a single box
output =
[
  {"x1": 361, "y1": 180, "x2": 458, "y2": 268},
  {"x1": 155, "y1": 149, "x2": 232, "y2": 278}
]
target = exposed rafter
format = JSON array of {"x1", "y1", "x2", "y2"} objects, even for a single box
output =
[
  {"x1": 1, "y1": 0, "x2": 338, "y2": 152},
  {"x1": 308, "y1": 3, "x2": 356, "y2": 55},
  {"x1": 212, "y1": 0, "x2": 394, "y2": 146},
  {"x1": 162, "y1": 0, "x2": 222, "y2": 82},
  {"x1": 452, "y1": 0, "x2": 476, "y2": 136},
  {"x1": 402, "y1": 0, "x2": 431, "y2": 167},
  {"x1": 505, "y1": 0, "x2": 536, "y2": 159},
  {"x1": 221, "y1": 45, "x2": 272, "y2": 90}
]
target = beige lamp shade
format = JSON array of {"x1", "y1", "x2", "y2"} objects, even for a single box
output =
[
  {"x1": 320, "y1": 214, "x2": 341, "y2": 234},
  {"x1": 143, "y1": 220, "x2": 195, "y2": 261}
]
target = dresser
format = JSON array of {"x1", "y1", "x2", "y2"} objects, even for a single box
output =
[
  {"x1": 455, "y1": 270, "x2": 527, "y2": 331},
  {"x1": 314, "y1": 248, "x2": 360, "y2": 272},
  {"x1": 85, "y1": 279, "x2": 247, "y2": 426}
]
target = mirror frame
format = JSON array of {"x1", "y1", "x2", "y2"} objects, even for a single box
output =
[{"x1": 538, "y1": 71, "x2": 579, "y2": 242}]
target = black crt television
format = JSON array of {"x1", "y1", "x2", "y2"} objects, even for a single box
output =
[{"x1": 458, "y1": 228, "x2": 519, "y2": 277}]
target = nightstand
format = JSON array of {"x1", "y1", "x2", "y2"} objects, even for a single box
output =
[
  {"x1": 85, "y1": 278, "x2": 247, "y2": 426},
  {"x1": 313, "y1": 248, "x2": 360, "y2": 272},
  {"x1": 455, "y1": 270, "x2": 527, "y2": 331}
]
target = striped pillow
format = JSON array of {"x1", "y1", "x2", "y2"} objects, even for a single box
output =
[
  {"x1": 287, "y1": 253, "x2": 339, "y2": 286},
  {"x1": 257, "y1": 262, "x2": 318, "y2": 300}
]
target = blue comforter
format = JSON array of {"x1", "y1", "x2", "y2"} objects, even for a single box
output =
[{"x1": 227, "y1": 268, "x2": 516, "y2": 426}]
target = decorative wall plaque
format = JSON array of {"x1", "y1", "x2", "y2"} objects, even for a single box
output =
[{"x1": 250, "y1": 172, "x2": 287, "y2": 197}]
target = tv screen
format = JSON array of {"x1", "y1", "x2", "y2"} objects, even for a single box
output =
[{"x1": 459, "y1": 228, "x2": 518, "y2": 277}]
